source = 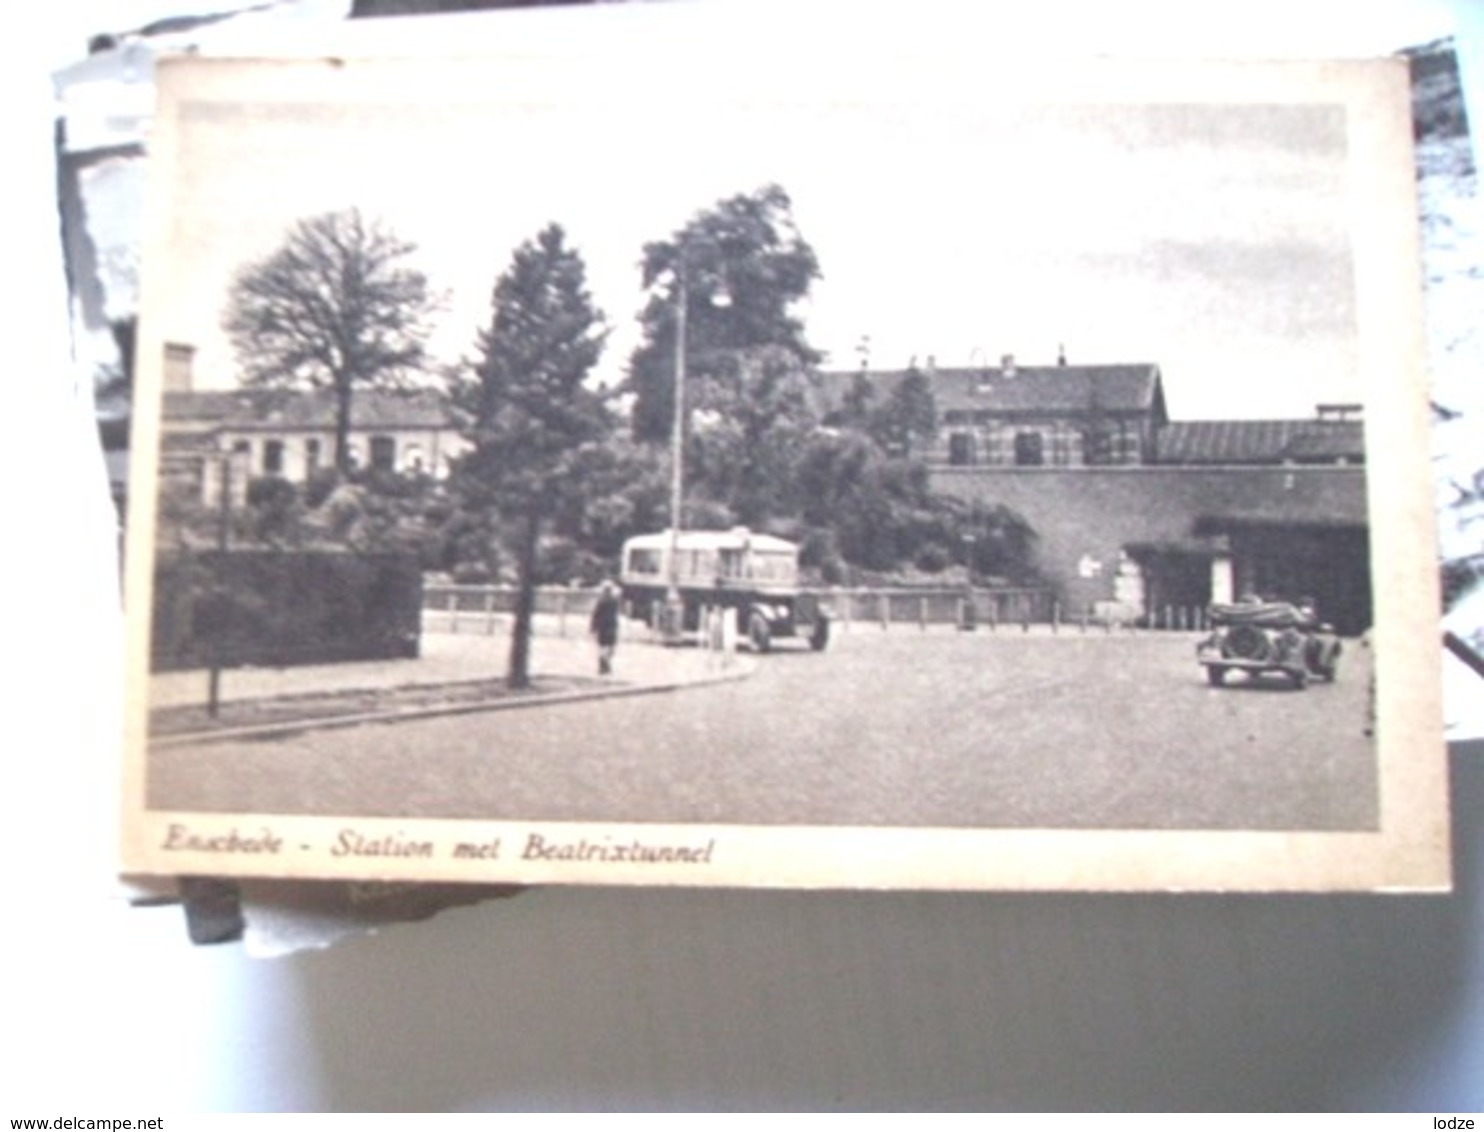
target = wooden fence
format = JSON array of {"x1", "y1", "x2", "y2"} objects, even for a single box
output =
[{"x1": 422, "y1": 583, "x2": 1214, "y2": 635}]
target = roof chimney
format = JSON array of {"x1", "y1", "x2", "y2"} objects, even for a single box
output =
[
  {"x1": 1000, "y1": 353, "x2": 1016, "y2": 378},
  {"x1": 1057, "y1": 342, "x2": 1067, "y2": 366},
  {"x1": 163, "y1": 342, "x2": 196, "y2": 393}
]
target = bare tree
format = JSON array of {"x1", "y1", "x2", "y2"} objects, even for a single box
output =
[{"x1": 224, "y1": 208, "x2": 436, "y2": 475}]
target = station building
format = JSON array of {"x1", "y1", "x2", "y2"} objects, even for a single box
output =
[{"x1": 824, "y1": 356, "x2": 1370, "y2": 633}]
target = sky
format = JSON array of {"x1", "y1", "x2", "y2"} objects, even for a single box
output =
[{"x1": 145, "y1": 42, "x2": 1402, "y2": 423}]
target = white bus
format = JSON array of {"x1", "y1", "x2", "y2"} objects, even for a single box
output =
[{"x1": 619, "y1": 528, "x2": 830, "y2": 652}]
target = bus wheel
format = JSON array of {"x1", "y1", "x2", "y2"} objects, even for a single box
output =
[
  {"x1": 809, "y1": 617, "x2": 830, "y2": 651},
  {"x1": 749, "y1": 613, "x2": 772, "y2": 653}
]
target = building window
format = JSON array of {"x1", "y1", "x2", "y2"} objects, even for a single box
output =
[
  {"x1": 1014, "y1": 431, "x2": 1044, "y2": 466},
  {"x1": 304, "y1": 438, "x2": 321, "y2": 478},
  {"x1": 369, "y1": 435, "x2": 396, "y2": 472},
  {"x1": 263, "y1": 439, "x2": 284, "y2": 475},
  {"x1": 948, "y1": 432, "x2": 977, "y2": 466},
  {"x1": 1083, "y1": 423, "x2": 1114, "y2": 466}
]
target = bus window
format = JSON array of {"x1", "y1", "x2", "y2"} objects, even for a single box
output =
[
  {"x1": 626, "y1": 547, "x2": 663, "y2": 576},
  {"x1": 680, "y1": 549, "x2": 718, "y2": 582},
  {"x1": 751, "y1": 553, "x2": 797, "y2": 583}
]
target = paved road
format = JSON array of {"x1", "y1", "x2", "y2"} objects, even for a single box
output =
[{"x1": 150, "y1": 627, "x2": 1377, "y2": 831}]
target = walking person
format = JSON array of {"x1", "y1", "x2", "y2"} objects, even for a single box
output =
[{"x1": 590, "y1": 580, "x2": 621, "y2": 676}]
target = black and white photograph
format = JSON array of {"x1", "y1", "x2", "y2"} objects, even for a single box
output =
[{"x1": 121, "y1": 47, "x2": 1448, "y2": 890}]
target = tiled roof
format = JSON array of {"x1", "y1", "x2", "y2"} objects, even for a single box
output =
[
  {"x1": 1279, "y1": 425, "x2": 1366, "y2": 462},
  {"x1": 819, "y1": 363, "x2": 1165, "y2": 417},
  {"x1": 935, "y1": 464, "x2": 1370, "y2": 530},
  {"x1": 1157, "y1": 419, "x2": 1364, "y2": 465},
  {"x1": 161, "y1": 388, "x2": 455, "y2": 431},
  {"x1": 937, "y1": 364, "x2": 1163, "y2": 415}
]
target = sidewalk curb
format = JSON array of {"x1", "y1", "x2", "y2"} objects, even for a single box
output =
[{"x1": 150, "y1": 655, "x2": 757, "y2": 749}]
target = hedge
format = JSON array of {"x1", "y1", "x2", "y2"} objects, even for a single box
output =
[{"x1": 151, "y1": 549, "x2": 422, "y2": 672}]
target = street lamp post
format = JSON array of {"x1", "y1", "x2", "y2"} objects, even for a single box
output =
[
  {"x1": 659, "y1": 248, "x2": 729, "y2": 642},
  {"x1": 206, "y1": 447, "x2": 243, "y2": 717},
  {"x1": 662, "y1": 261, "x2": 688, "y2": 642}
]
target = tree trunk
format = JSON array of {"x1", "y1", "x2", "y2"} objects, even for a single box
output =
[
  {"x1": 507, "y1": 508, "x2": 541, "y2": 690},
  {"x1": 333, "y1": 373, "x2": 354, "y2": 475}
]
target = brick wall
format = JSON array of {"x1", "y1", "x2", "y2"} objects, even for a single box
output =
[{"x1": 932, "y1": 465, "x2": 1370, "y2": 628}]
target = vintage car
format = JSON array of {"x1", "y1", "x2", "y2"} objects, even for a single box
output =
[
  {"x1": 1196, "y1": 600, "x2": 1341, "y2": 689},
  {"x1": 619, "y1": 528, "x2": 830, "y2": 652}
]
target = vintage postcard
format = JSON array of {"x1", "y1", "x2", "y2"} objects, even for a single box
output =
[{"x1": 121, "y1": 48, "x2": 1448, "y2": 891}]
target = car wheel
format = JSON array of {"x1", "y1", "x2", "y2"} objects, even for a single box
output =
[
  {"x1": 1289, "y1": 668, "x2": 1309, "y2": 690},
  {"x1": 809, "y1": 617, "x2": 830, "y2": 652},
  {"x1": 1206, "y1": 665, "x2": 1225, "y2": 686},
  {"x1": 749, "y1": 613, "x2": 772, "y2": 653},
  {"x1": 1320, "y1": 645, "x2": 1340, "y2": 681}
]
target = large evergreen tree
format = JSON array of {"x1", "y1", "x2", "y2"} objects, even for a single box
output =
[{"x1": 456, "y1": 223, "x2": 609, "y2": 688}]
